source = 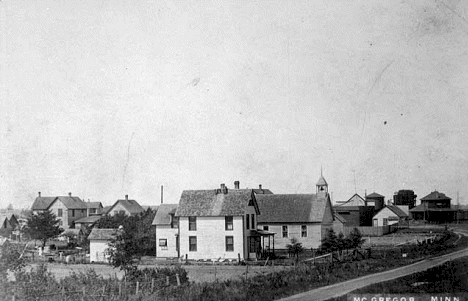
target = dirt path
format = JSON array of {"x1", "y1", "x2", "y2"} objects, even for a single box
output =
[{"x1": 280, "y1": 229, "x2": 468, "y2": 301}]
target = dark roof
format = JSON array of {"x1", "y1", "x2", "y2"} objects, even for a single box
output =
[
  {"x1": 74, "y1": 216, "x2": 102, "y2": 224},
  {"x1": 88, "y1": 228, "x2": 118, "y2": 240},
  {"x1": 175, "y1": 189, "x2": 258, "y2": 217},
  {"x1": 55, "y1": 196, "x2": 87, "y2": 209},
  {"x1": 336, "y1": 193, "x2": 365, "y2": 206},
  {"x1": 421, "y1": 191, "x2": 451, "y2": 201},
  {"x1": 375, "y1": 205, "x2": 408, "y2": 218},
  {"x1": 142, "y1": 205, "x2": 159, "y2": 211},
  {"x1": 108, "y1": 199, "x2": 144, "y2": 215},
  {"x1": 102, "y1": 206, "x2": 112, "y2": 214},
  {"x1": 334, "y1": 212, "x2": 346, "y2": 223},
  {"x1": 31, "y1": 197, "x2": 57, "y2": 210},
  {"x1": 366, "y1": 192, "x2": 385, "y2": 198},
  {"x1": 410, "y1": 204, "x2": 456, "y2": 212},
  {"x1": 86, "y1": 202, "x2": 103, "y2": 209},
  {"x1": 152, "y1": 204, "x2": 178, "y2": 225},
  {"x1": 252, "y1": 189, "x2": 274, "y2": 195},
  {"x1": 255, "y1": 194, "x2": 329, "y2": 223},
  {"x1": 32, "y1": 196, "x2": 87, "y2": 210}
]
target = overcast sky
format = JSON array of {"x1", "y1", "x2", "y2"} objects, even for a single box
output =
[{"x1": 1, "y1": 0, "x2": 468, "y2": 209}]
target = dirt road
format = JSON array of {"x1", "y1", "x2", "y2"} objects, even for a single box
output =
[{"x1": 280, "y1": 229, "x2": 468, "y2": 301}]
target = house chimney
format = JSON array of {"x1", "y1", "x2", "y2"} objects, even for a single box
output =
[
  {"x1": 38, "y1": 192, "x2": 41, "y2": 197},
  {"x1": 125, "y1": 194, "x2": 128, "y2": 201},
  {"x1": 234, "y1": 181, "x2": 240, "y2": 189},
  {"x1": 259, "y1": 184, "x2": 263, "y2": 190},
  {"x1": 68, "y1": 192, "x2": 72, "y2": 197}
]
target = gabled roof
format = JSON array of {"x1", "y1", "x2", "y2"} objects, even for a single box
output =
[
  {"x1": 335, "y1": 193, "x2": 365, "y2": 207},
  {"x1": 54, "y1": 196, "x2": 87, "y2": 209},
  {"x1": 31, "y1": 197, "x2": 57, "y2": 210},
  {"x1": 366, "y1": 192, "x2": 385, "y2": 198},
  {"x1": 74, "y1": 216, "x2": 102, "y2": 224},
  {"x1": 175, "y1": 189, "x2": 259, "y2": 217},
  {"x1": 108, "y1": 199, "x2": 144, "y2": 215},
  {"x1": 88, "y1": 228, "x2": 118, "y2": 241},
  {"x1": 32, "y1": 195, "x2": 87, "y2": 210},
  {"x1": 86, "y1": 202, "x2": 103, "y2": 209},
  {"x1": 152, "y1": 204, "x2": 178, "y2": 225},
  {"x1": 375, "y1": 205, "x2": 408, "y2": 218},
  {"x1": 421, "y1": 191, "x2": 451, "y2": 201},
  {"x1": 255, "y1": 194, "x2": 330, "y2": 223}
]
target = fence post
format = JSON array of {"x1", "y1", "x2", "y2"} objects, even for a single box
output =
[
  {"x1": 62, "y1": 286, "x2": 65, "y2": 298},
  {"x1": 119, "y1": 283, "x2": 122, "y2": 297},
  {"x1": 166, "y1": 276, "x2": 170, "y2": 286},
  {"x1": 151, "y1": 279, "x2": 154, "y2": 293},
  {"x1": 81, "y1": 287, "x2": 86, "y2": 301},
  {"x1": 136, "y1": 281, "x2": 139, "y2": 295},
  {"x1": 176, "y1": 274, "x2": 181, "y2": 286},
  {"x1": 245, "y1": 264, "x2": 248, "y2": 281}
]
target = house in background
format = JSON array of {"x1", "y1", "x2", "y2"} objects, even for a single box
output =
[
  {"x1": 152, "y1": 204, "x2": 179, "y2": 258},
  {"x1": 86, "y1": 202, "x2": 103, "y2": 216},
  {"x1": 393, "y1": 190, "x2": 417, "y2": 209},
  {"x1": 31, "y1": 192, "x2": 87, "y2": 229},
  {"x1": 106, "y1": 195, "x2": 144, "y2": 216},
  {"x1": 74, "y1": 215, "x2": 102, "y2": 229},
  {"x1": 88, "y1": 228, "x2": 117, "y2": 263},
  {"x1": 255, "y1": 174, "x2": 334, "y2": 249},
  {"x1": 410, "y1": 191, "x2": 456, "y2": 223},
  {"x1": 334, "y1": 194, "x2": 375, "y2": 227},
  {"x1": 175, "y1": 182, "x2": 272, "y2": 261},
  {"x1": 335, "y1": 193, "x2": 365, "y2": 206},
  {"x1": 372, "y1": 205, "x2": 409, "y2": 226}
]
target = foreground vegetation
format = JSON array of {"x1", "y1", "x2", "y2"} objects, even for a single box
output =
[{"x1": 1, "y1": 230, "x2": 463, "y2": 301}]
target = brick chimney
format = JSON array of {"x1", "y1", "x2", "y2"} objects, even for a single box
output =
[
  {"x1": 125, "y1": 194, "x2": 129, "y2": 201},
  {"x1": 38, "y1": 192, "x2": 41, "y2": 197},
  {"x1": 259, "y1": 184, "x2": 263, "y2": 190},
  {"x1": 68, "y1": 192, "x2": 72, "y2": 197},
  {"x1": 220, "y1": 183, "x2": 228, "y2": 194},
  {"x1": 234, "y1": 181, "x2": 240, "y2": 189}
]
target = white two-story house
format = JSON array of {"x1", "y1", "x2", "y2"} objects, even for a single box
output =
[{"x1": 175, "y1": 183, "x2": 272, "y2": 261}]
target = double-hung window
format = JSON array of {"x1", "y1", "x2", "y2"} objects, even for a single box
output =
[
  {"x1": 189, "y1": 236, "x2": 197, "y2": 251},
  {"x1": 282, "y1": 225, "x2": 288, "y2": 238},
  {"x1": 301, "y1": 225, "x2": 307, "y2": 237},
  {"x1": 225, "y1": 236, "x2": 234, "y2": 252},
  {"x1": 189, "y1": 216, "x2": 197, "y2": 231},
  {"x1": 225, "y1": 216, "x2": 233, "y2": 230}
]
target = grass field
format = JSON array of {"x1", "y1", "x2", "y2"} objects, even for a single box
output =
[{"x1": 28, "y1": 262, "x2": 292, "y2": 283}]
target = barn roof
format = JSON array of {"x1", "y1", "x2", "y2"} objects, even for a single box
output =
[
  {"x1": 175, "y1": 189, "x2": 258, "y2": 217},
  {"x1": 255, "y1": 194, "x2": 329, "y2": 223}
]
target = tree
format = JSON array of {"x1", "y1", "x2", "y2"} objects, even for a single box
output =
[
  {"x1": 106, "y1": 228, "x2": 140, "y2": 276},
  {"x1": 0, "y1": 242, "x2": 25, "y2": 280},
  {"x1": 286, "y1": 237, "x2": 304, "y2": 263},
  {"x1": 347, "y1": 227, "x2": 365, "y2": 249},
  {"x1": 6, "y1": 203, "x2": 13, "y2": 211},
  {"x1": 320, "y1": 228, "x2": 339, "y2": 253},
  {"x1": 23, "y1": 211, "x2": 62, "y2": 248}
]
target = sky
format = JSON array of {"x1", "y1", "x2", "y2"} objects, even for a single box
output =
[{"x1": 1, "y1": 0, "x2": 468, "y2": 209}]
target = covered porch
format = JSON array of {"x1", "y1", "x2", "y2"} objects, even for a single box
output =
[{"x1": 247, "y1": 230, "x2": 275, "y2": 260}]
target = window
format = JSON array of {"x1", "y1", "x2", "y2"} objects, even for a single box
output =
[
  {"x1": 90, "y1": 208, "x2": 96, "y2": 214},
  {"x1": 282, "y1": 225, "x2": 288, "y2": 238},
  {"x1": 383, "y1": 218, "x2": 388, "y2": 226},
  {"x1": 119, "y1": 210, "x2": 125, "y2": 215},
  {"x1": 189, "y1": 236, "x2": 197, "y2": 251},
  {"x1": 171, "y1": 216, "x2": 179, "y2": 229},
  {"x1": 114, "y1": 210, "x2": 118, "y2": 215},
  {"x1": 71, "y1": 210, "x2": 75, "y2": 217},
  {"x1": 58, "y1": 209, "x2": 63, "y2": 217},
  {"x1": 263, "y1": 226, "x2": 269, "y2": 231},
  {"x1": 189, "y1": 217, "x2": 197, "y2": 231},
  {"x1": 251, "y1": 214, "x2": 255, "y2": 229},
  {"x1": 225, "y1": 236, "x2": 234, "y2": 252},
  {"x1": 246, "y1": 214, "x2": 250, "y2": 229},
  {"x1": 301, "y1": 225, "x2": 307, "y2": 237},
  {"x1": 159, "y1": 239, "x2": 167, "y2": 247},
  {"x1": 225, "y1": 216, "x2": 233, "y2": 231}
]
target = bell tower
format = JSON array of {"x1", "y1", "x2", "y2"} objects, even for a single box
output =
[{"x1": 316, "y1": 168, "x2": 328, "y2": 195}]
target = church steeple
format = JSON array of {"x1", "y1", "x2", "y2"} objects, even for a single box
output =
[{"x1": 316, "y1": 168, "x2": 328, "y2": 194}]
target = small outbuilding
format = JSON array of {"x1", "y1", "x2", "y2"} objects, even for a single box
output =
[{"x1": 88, "y1": 228, "x2": 117, "y2": 263}]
